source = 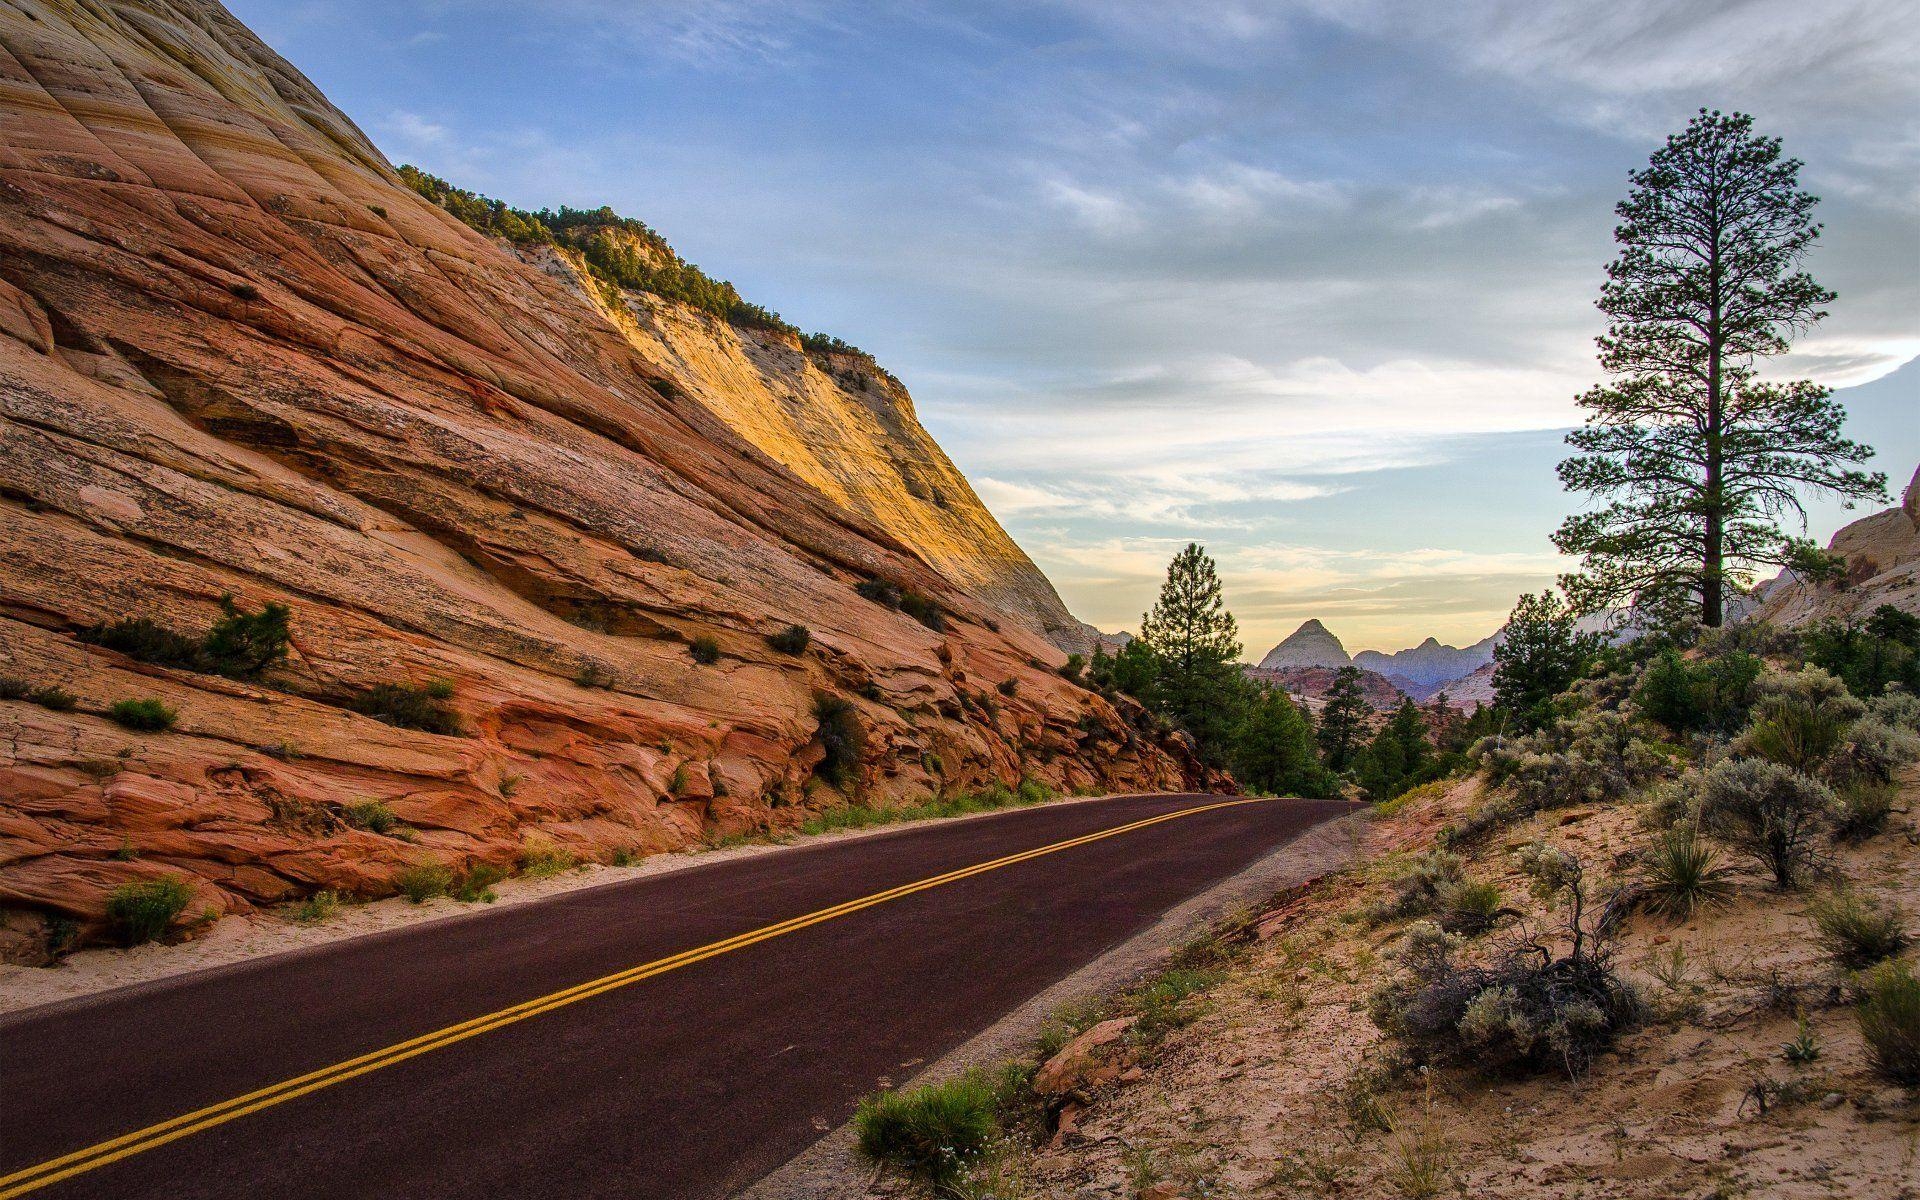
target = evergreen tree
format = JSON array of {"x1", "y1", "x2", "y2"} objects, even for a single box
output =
[
  {"x1": 1555, "y1": 110, "x2": 1885, "y2": 626},
  {"x1": 1233, "y1": 687, "x2": 1334, "y2": 798},
  {"x1": 1316, "y1": 665, "x2": 1370, "y2": 772},
  {"x1": 1492, "y1": 592, "x2": 1601, "y2": 732},
  {"x1": 1138, "y1": 544, "x2": 1246, "y2": 764},
  {"x1": 1354, "y1": 698, "x2": 1432, "y2": 802},
  {"x1": 1090, "y1": 638, "x2": 1161, "y2": 706}
]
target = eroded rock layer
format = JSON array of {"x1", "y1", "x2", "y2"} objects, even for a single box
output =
[{"x1": 0, "y1": 0, "x2": 1209, "y2": 949}]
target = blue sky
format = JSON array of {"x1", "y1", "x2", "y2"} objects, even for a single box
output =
[{"x1": 235, "y1": 0, "x2": 1920, "y2": 654}]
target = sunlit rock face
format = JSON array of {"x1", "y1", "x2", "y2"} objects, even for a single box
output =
[
  {"x1": 0, "y1": 0, "x2": 1208, "y2": 943},
  {"x1": 1752, "y1": 465, "x2": 1920, "y2": 626}
]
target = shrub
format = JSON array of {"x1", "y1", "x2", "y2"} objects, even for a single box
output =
[
  {"x1": 1636, "y1": 648, "x2": 1761, "y2": 734},
  {"x1": 1697, "y1": 758, "x2": 1833, "y2": 888},
  {"x1": 690, "y1": 636, "x2": 721, "y2": 665},
  {"x1": 80, "y1": 616, "x2": 201, "y2": 670},
  {"x1": 109, "y1": 698, "x2": 177, "y2": 731},
  {"x1": 854, "y1": 579, "x2": 901, "y2": 609},
  {"x1": 293, "y1": 890, "x2": 341, "y2": 923},
  {"x1": 1830, "y1": 716, "x2": 1920, "y2": 787},
  {"x1": 1059, "y1": 653, "x2": 1086, "y2": 681},
  {"x1": 1857, "y1": 959, "x2": 1920, "y2": 1083},
  {"x1": 1739, "y1": 697, "x2": 1854, "y2": 774},
  {"x1": 1370, "y1": 850, "x2": 1637, "y2": 1079},
  {"x1": 768, "y1": 624, "x2": 811, "y2": 655},
  {"x1": 30, "y1": 685, "x2": 76, "y2": 711},
  {"x1": 1808, "y1": 889, "x2": 1910, "y2": 970},
  {"x1": 1473, "y1": 707, "x2": 1670, "y2": 816},
  {"x1": 453, "y1": 863, "x2": 509, "y2": 901},
  {"x1": 1369, "y1": 851, "x2": 1464, "y2": 925},
  {"x1": 813, "y1": 694, "x2": 865, "y2": 788},
  {"x1": 395, "y1": 864, "x2": 454, "y2": 902},
  {"x1": 1639, "y1": 823, "x2": 1735, "y2": 919},
  {"x1": 996, "y1": 678, "x2": 1018, "y2": 698},
  {"x1": 898, "y1": 589, "x2": 945, "y2": 632},
  {"x1": 200, "y1": 596, "x2": 293, "y2": 678},
  {"x1": 573, "y1": 660, "x2": 617, "y2": 690},
  {"x1": 1803, "y1": 605, "x2": 1920, "y2": 698},
  {"x1": 349, "y1": 682, "x2": 463, "y2": 735},
  {"x1": 106, "y1": 877, "x2": 194, "y2": 945},
  {"x1": 853, "y1": 1070, "x2": 1002, "y2": 1187},
  {"x1": 0, "y1": 675, "x2": 31, "y2": 700},
  {"x1": 344, "y1": 801, "x2": 397, "y2": 834},
  {"x1": 1016, "y1": 777, "x2": 1052, "y2": 805},
  {"x1": 1436, "y1": 878, "x2": 1506, "y2": 937},
  {"x1": 518, "y1": 840, "x2": 578, "y2": 879},
  {"x1": 1833, "y1": 782, "x2": 1897, "y2": 842}
]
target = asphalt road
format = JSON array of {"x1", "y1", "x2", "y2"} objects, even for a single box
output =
[{"x1": 0, "y1": 792, "x2": 1349, "y2": 1200}]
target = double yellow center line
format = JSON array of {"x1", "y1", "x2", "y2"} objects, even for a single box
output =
[{"x1": 0, "y1": 796, "x2": 1260, "y2": 1198}]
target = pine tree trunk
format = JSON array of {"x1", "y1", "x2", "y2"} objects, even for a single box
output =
[{"x1": 1702, "y1": 212, "x2": 1726, "y2": 628}]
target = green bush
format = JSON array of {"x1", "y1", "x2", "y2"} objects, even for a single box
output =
[
  {"x1": 80, "y1": 616, "x2": 201, "y2": 670},
  {"x1": 1697, "y1": 757, "x2": 1833, "y2": 888},
  {"x1": 395, "y1": 864, "x2": 454, "y2": 902},
  {"x1": 1830, "y1": 716, "x2": 1920, "y2": 787},
  {"x1": 1639, "y1": 823, "x2": 1735, "y2": 918},
  {"x1": 1803, "y1": 605, "x2": 1920, "y2": 698},
  {"x1": 0, "y1": 675, "x2": 28, "y2": 700},
  {"x1": 854, "y1": 579, "x2": 902, "y2": 609},
  {"x1": 453, "y1": 863, "x2": 509, "y2": 901},
  {"x1": 853, "y1": 1070, "x2": 1002, "y2": 1187},
  {"x1": 1368, "y1": 850, "x2": 1464, "y2": 925},
  {"x1": 1857, "y1": 959, "x2": 1920, "y2": 1084},
  {"x1": 1833, "y1": 782, "x2": 1896, "y2": 842},
  {"x1": 30, "y1": 685, "x2": 77, "y2": 711},
  {"x1": 1808, "y1": 889, "x2": 1910, "y2": 970},
  {"x1": 349, "y1": 682, "x2": 463, "y2": 735},
  {"x1": 518, "y1": 841, "x2": 578, "y2": 879},
  {"x1": 813, "y1": 694, "x2": 865, "y2": 788},
  {"x1": 1436, "y1": 878, "x2": 1506, "y2": 937},
  {"x1": 1739, "y1": 697, "x2": 1854, "y2": 774},
  {"x1": 109, "y1": 698, "x2": 177, "y2": 732},
  {"x1": 690, "y1": 636, "x2": 721, "y2": 665},
  {"x1": 344, "y1": 801, "x2": 397, "y2": 834},
  {"x1": 768, "y1": 625, "x2": 811, "y2": 655},
  {"x1": 1635, "y1": 648, "x2": 1761, "y2": 734},
  {"x1": 293, "y1": 890, "x2": 341, "y2": 923},
  {"x1": 106, "y1": 877, "x2": 194, "y2": 945},
  {"x1": 898, "y1": 589, "x2": 946, "y2": 633},
  {"x1": 81, "y1": 596, "x2": 291, "y2": 679}
]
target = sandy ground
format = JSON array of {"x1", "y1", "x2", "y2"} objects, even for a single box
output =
[
  {"x1": 0, "y1": 792, "x2": 1141, "y2": 1017},
  {"x1": 983, "y1": 773, "x2": 1920, "y2": 1200}
]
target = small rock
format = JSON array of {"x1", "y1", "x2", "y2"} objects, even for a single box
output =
[
  {"x1": 1820, "y1": 1092, "x2": 1845, "y2": 1109},
  {"x1": 1034, "y1": 1016, "x2": 1138, "y2": 1096},
  {"x1": 1049, "y1": 1101, "x2": 1085, "y2": 1149},
  {"x1": 1119, "y1": 1066, "x2": 1146, "y2": 1083}
]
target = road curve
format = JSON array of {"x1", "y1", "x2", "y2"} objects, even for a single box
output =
[{"x1": 0, "y1": 792, "x2": 1349, "y2": 1200}]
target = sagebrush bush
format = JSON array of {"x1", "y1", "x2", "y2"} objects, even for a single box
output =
[
  {"x1": 1369, "y1": 850, "x2": 1463, "y2": 925},
  {"x1": 106, "y1": 877, "x2": 194, "y2": 945},
  {"x1": 1472, "y1": 707, "x2": 1671, "y2": 816},
  {"x1": 1436, "y1": 878, "x2": 1506, "y2": 937},
  {"x1": 898, "y1": 588, "x2": 946, "y2": 632},
  {"x1": 1857, "y1": 959, "x2": 1920, "y2": 1084},
  {"x1": 1639, "y1": 823, "x2": 1735, "y2": 918},
  {"x1": 768, "y1": 624, "x2": 811, "y2": 655},
  {"x1": 518, "y1": 840, "x2": 578, "y2": 879},
  {"x1": 1830, "y1": 716, "x2": 1920, "y2": 787},
  {"x1": 689, "y1": 636, "x2": 721, "y2": 665},
  {"x1": 853, "y1": 1070, "x2": 1002, "y2": 1187},
  {"x1": 395, "y1": 863, "x2": 454, "y2": 902},
  {"x1": 349, "y1": 682, "x2": 463, "y2": 735},
  {"x1": 1370, "y1": 850, "x2": 1638, "y2": 1078},
  {"x1": 0, "y1": 675, "x2": 32, "y2": 700},
  {"x1": 294, "y1": 890, "x2": 341, "y2": 923},
  {"x1": 1808, "y1": 889, "x2": 1910, "y2": 970},
  {"x1": 109, "y1": 698, "x2": 177, "y2": 732},
  {"x1": 812, "y1": 694, "x2": 865, "y2": 788},
  {"x1": 1833, "y1": 782, "x2": 1896, "y2": 843},
  {"x1": 1738, "y1": 696, "x2": 1855, "y2": 774},
  {"x1": 1697, "y1": 757, "x2": 1833, "y2": 888},
  {"x1": 31, "y1": 685, "x2": 77, "y2": 711},
  {"x1": 344, "y1": 800, "x2": 397, "y2": 834},
  {"x1": 854, "y1": 579, "x2": 902, "y2": 609}
]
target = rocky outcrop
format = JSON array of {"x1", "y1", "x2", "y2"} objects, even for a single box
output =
[
  {"x1": 518, "y1": 234, "x2": 1092, "y2": 653},
  {"x1": 1257, "y1": 620, "x2": 1351, "y2": 671},
  {"x1": 1245, "y1": 665, "x2": 1406, "y2": 712},
  {"x1": 0, "y1": 0, "x2": 1209, "y2": 948},
  {"x1": 1751, "y1": 464, "x2": 1920, "y2": 626}
]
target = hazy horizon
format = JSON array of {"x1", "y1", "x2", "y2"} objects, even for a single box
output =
[{"x1": 234, "y1": 0, "x2": 1920, "y2": 655}]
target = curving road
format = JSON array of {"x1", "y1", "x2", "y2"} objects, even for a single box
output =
[{"x1": 0, "y1": 792, "x2": 1349, "y2": 1200}]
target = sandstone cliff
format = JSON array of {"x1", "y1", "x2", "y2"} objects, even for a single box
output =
[
  {"x1": 1752, "y1": 464, "x2": 1920, "y2": 626},
  {"x1": 0, "y1": 0, "x2": 1209, "y2": 950}
]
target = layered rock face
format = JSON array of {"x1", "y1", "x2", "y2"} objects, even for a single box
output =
[
  {"x1": 1752, "y1": 464, "x2": 1920, "y2": 626},
  {"x1": 0, "y1": 0, "x2": 1208, "y2": 947},
  {"x1": 1257, "y1": 619, "x2": 1351, "y2": 671},
  {"x1": 521, "y1": 240, "x2": 1091, "y2": 653}
]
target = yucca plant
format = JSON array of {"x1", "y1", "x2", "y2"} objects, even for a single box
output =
[{"x1": 1640, "y1": 824, "x2": 1736, "y2": 918}]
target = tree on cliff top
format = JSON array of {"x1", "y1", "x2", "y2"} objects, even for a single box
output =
[
  {"x1": 1139, "y1": 543, "x2": 1246, "y2": 764},
  {"x1": 1555, "y1": 110, "x2": 1885, "y2": 627}
]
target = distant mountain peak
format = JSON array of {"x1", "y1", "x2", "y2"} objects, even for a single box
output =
[{"x1": 1259, "y1": 620, "x2": 1352, "y2": 671}]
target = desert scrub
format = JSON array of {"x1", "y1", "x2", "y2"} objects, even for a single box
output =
[
  {"x1": 689, "y1": 635, "x2": 721, "y2": 665},
  {"x1": 1833, "y1": 782, "x2": 1897, "y2": 842},
  {"x1": 1830, "y1": 715, "x2": 1920, "y2": 787},
  {"x1": 349, "y1": 680, "x2": 462, "y2": 735},
  {"x1": 811, "y1": 694, "x2": 865, "y2": 788},
  {"x1": 1638, "y1": 823, "x2": 1735, "y2": 919},
  {"x1": 109, "y1": 698, "x2": 177, "y2": 731},
  {"x1": 395, "y1": 863, "x2": 454, "y2": 902},
  {"x1": 572, "y1": 659, "x2": 617, "y2": 690},
  {"x1": 1856, "y1": 959, "x2": 1920, "y2": 1084},
  {"x1": 30, "y1": 684, "x2": 77, "y2": 711},
  {"x1": 1435, "y1": 878, "x2": 1507, "y2": 937},
  {"x1": 853, "y1": 1069, "x2": 1004, "y2": 1189},
  {"x1": 343, "y1": 800, "x2": 397, "y2": 834},
  {"x1": 1367, "y1": 850, "x2": 1464, "y2": 925},
  {"x1": 1807, "y1": 888, "x2": 1910, "y2": 970},
  {"x1": 0, "y1": 674, "x2": 28, "y2": 700},
  {"x1": 81, "y1": 595, "x2": 291, "y2": 679},
  {"x1": 452, "y1": 863, "x2": 508, "y2": 902},
  {"x1": 518, "y1": 840, "x2": 578, "y2": 878},
  {"x1": 293, "y1": 890, "x2": 342, "y2": 923},
  {"x1": 1738, "y1": 695, "x2": 1857, "y2": 774},
  {"x1": 1697, "y1": 757, "x2": 1833, "y2": 888},
  {"x1": 854, "y1": 579, "x2": 902, "y2": 608},
  {"x1": 1471, "y1": 707, "x2": 1670, "y2": 819},
  {"x1": 106, "y1": 877, "x2": 194, "y2": 945},
  {"x1": 767, "y1": 624, "x2": 810, "y2": 654},
  {"x1": 1370, "y1": 848, "x2": 1639, "y2": 1078}
]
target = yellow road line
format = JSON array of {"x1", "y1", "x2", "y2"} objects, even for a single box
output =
[{"x1": 0, "y1": 796, "x2": 1261, "y2": 1198}]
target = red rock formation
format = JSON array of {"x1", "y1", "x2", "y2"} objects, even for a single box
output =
[{"x1": 0, "y1": 0, "x2": 1213, "y2": 953}]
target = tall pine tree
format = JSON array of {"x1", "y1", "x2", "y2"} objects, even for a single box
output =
[
  {"x1": 1139, "y1": 543, "x2": 1245, "y2": 764},
  {"x1": 1556, "y1": 110, "x2": 1885, "y2": 626},
  {"x1": 1316, "y1": 665, "x2": 1369, "y2": 772}
]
